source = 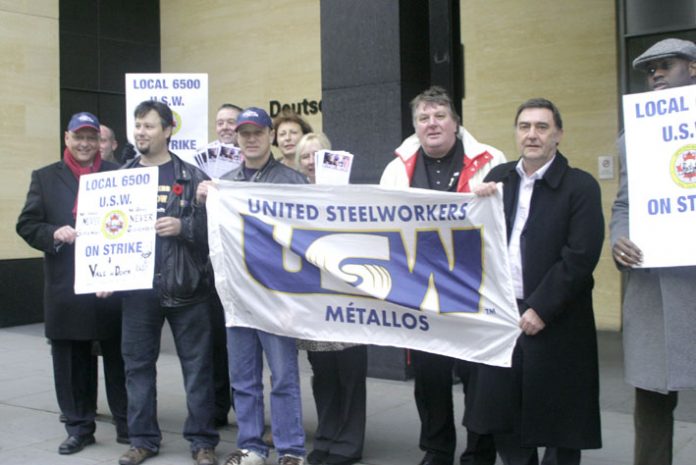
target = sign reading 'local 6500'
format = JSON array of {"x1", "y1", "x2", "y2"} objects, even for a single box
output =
[
  {"x1": 74, "y1": 167, "x2": 158, "y2": 294},
  {"x1": 623, "y1": 84, "x2": 696, "y2": 267},
  {"x1": 125, "y1": 73, "x2": 208, "y2": 166}
]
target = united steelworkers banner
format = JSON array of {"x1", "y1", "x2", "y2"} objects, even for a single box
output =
[
  {"x1": 125, "y1": 73, "x2": 208, "y2": 165},
  {"x1": 74, "y1": 167, "x2": 158, "y2": 294},
  {"x1": 208, "y1": 183, "x2": 520, "y2": 367},
  {"x1": 623, "y1": 84, "x2": 696, "y2": 267}
]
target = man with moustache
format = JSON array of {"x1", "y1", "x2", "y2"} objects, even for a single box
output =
[
  {"x1": 16, "y1": 112, "x2": 128, "y2": 455},
  {"x1": 610, "y1": 38, "x2": 696, "y2": 465},
  {"x1": 117, "y1": 100, "x2": 218, "y2": 465}
]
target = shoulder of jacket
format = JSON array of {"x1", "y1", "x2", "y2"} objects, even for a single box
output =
[
  {"x1": 393, "y1": 134, "x2": 420, "y2": 160},
  {"x1": 460, "y1": 127, "x2": 506, "y2": 162},
  {"x1": 273, "y1": 163, "x2": 308, "y2": 183},
  {"x1": 100, "y1": 160, "x2": 120, "y2": 171},
  {"x1": 566, "y1": 165, "x2": 599, "y2": 186},
  {"x1": 481, "y1": 161, "x2": 516, "y2": 184}
]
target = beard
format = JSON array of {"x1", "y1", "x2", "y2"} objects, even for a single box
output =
[{"x1": 136, "y1": 141, "x2": 151, "y2": 155}]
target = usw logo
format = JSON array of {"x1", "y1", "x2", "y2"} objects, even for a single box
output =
[{"x1": 241, "y1": 215, "x2": 484, "y2": 314}]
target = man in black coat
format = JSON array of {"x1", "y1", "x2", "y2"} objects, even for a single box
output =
[
  {"x1": 16, "y1": 112, "x2": 128, "y2": 455},
  {"x1": 466, "y1": 99, "x2": 604, "y2": 465}
]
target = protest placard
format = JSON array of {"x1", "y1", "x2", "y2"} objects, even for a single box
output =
[
  {"x1": 125, "y1": 73, "x2": 208, "y2": 165},
  {"x1": 623, "y1": 84, "x2": 696, "y2": 267},
  {"x1": 74, "y1": 167, "x2": 158, "y2": 294}
]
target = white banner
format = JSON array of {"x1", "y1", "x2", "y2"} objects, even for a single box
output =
[
  {"x1": 125, "y1": 73, "x2": 208, "y2": 165},
  {"x1": 623, "y1": 84, "x2": 696, "y2": 267},
  {"x1": 74, "y1": 167, "x2": 158, "y2": 294},
  {"x1": 208, "y1": 183, "x2": 520, "y2": 367}
]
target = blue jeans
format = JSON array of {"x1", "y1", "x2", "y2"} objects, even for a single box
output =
[
  {"x1": 227, "y1": 326, "x2": 305, "y2": 458},
  {"x1": 121, "y1": 289, "x2": 219, "y2": 453}
]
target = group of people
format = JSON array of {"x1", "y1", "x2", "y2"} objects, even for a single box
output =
[{"x1": 15, "y1": 37, "x2": 696, "y2": 465}]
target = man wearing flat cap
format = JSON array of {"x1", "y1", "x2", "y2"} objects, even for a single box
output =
[
  {"x1": 16, "y1": 112, "x2": 128, "y2": 455},
  {"x1": 610, "y1": 38, "x2": 696, "y2": 465}
]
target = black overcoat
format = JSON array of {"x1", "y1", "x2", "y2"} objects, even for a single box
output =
[
  {"x1": 16, "y1": 159, "x2": 122, "y2": 340},
  {"x1": 465, "y1": 153, "x2": 604, "y2": 449}
]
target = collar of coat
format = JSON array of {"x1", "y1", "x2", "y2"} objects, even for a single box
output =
[
  {"x1": 123, "y1": 151, "x2": 193, "y2": 184},
  {"x1": 502, "y1": 151, "x2": 569, "y2": 189},
  {"x1": 393, "y1": 126, "x2": 495, "y2": 192},
  {"x1": 229, "y1": 153, "x2": 279, "y2": 182}
]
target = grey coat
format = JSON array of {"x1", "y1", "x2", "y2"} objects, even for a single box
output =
[{"x1": 610, "y1": 134, "x2": 696, "y2": 392}]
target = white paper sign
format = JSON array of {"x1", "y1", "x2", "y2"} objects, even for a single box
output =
[
  {"x1": 207, "y1": 183, "x2": 520, "y2": 366},
  {"x1": 195, "y1": 141, "x2": 242, "y2": 178},
  {"x1": 125, "y1": 73, "x2": 208, "y2": 166},
  {"x1": 74, "y1": 167, "x2": 158, "y2": 294},
  {"x1": 623, "y1": 84, "x2": 696, "y2": 267},
  {"x1": 314, "y1": 150, "x2": 353, "y2": 185}
]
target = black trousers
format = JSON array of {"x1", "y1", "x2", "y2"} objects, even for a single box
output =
[
  {"x1": 456, "y1": 361, "x2": 497, "y2": 465},
  {"x1": 209, "y1": 293, "x2": 232, "y2": 422},
  {"x1": 52, "y1": 337, "x2": 128, "y2": 438},
  {"x1": 307, "y1": 345, "x2": 367, "y2": 459},
  {"x1": 413, "y1": 351, "x2": 496, "y2": 465},
  {"x1": 634, "y1": 387, "x2": 678, "y2": 465},
  {"x1": 494, "y1": 430, "x2": 580, "y2": 465}
]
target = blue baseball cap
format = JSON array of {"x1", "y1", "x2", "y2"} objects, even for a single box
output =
[
  {"x1": 67, "y1": 112, "x2": 100, "y2": 132},
  {"x1": 235, "y1": 107, "x2": 273, "y2": 131}
]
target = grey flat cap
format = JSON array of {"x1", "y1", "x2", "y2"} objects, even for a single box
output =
[{"x1": 633, "y1": 38, "x2": 696, "y2": 70}]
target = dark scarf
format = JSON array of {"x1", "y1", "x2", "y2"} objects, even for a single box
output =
[{"x1": 63, "y1": 147, "x2": 102, "y2": 218}]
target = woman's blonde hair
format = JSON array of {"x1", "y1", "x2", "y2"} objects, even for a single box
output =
[{"x1": 294, "y1": 132, "x2": 332, "y2": 170}]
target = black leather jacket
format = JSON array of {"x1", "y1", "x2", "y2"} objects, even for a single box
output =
[{"x1": 123, "y1": 153, "x2": 210, "y2": 307}]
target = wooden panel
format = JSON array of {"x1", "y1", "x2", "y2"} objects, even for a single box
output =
[
  {"x1": 0, "y1": 0, "x2": 57, "y2": 17},
  {"x1": 161, "y1": 0, "x2": 323, "y2": 144},
  {"x1": 0, "y1": 4, "x2": 60, "y2": 259},
  {"x1": 460, "y1": 0, "x2": 621, "y2": 329}
]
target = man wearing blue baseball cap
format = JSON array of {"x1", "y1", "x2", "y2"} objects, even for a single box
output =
[
  {"x1": 17, "y1": 111, "x2": 128, "y2": 455},
  {"x1": 611, "y1": 37, "x2": 696, "y2": 465},
  {"x1": 197, "y1": 107, "x2": 308, "y2": 465}
]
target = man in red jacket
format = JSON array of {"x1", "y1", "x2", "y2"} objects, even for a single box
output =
[{"x1": 380, "y1": 86, "x2": 505, "y2": 465}]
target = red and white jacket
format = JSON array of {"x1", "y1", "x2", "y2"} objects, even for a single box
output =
[{"x1": 380, "y1": 126, "x2": 506, "y2": 192}]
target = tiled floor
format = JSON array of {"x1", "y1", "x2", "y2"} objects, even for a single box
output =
[{"x1": 0, "y1": 324, "x2": 694, "y2": 465}]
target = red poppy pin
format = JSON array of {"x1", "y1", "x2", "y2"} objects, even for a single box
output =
[{"x1": 172, "y1": 183, "x2": 184, "y2": 196}]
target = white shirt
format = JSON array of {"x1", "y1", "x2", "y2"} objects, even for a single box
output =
[{"x1": 508, "y1": 156, "x2": 555, "y2": 299}]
